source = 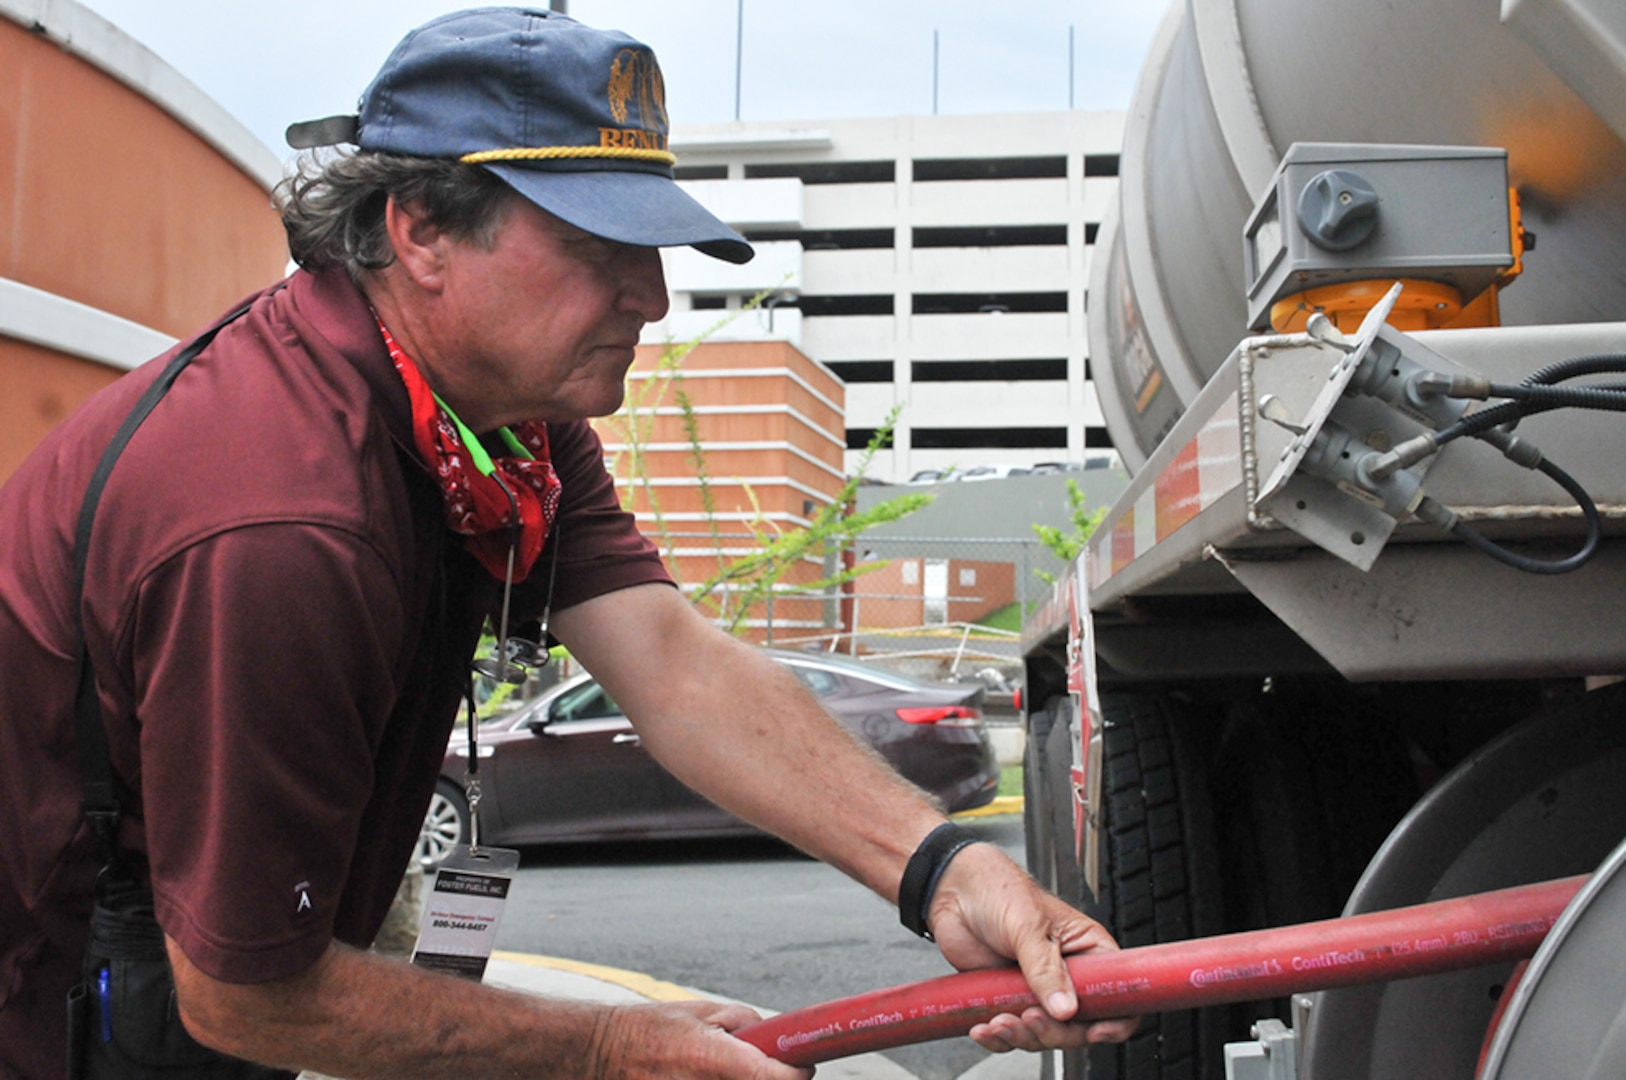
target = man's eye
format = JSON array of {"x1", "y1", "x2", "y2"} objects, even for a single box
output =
[{"x1": 571, "y1": 236, "x2": 619, "y2": 262}]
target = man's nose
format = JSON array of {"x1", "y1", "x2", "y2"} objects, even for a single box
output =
[{"x1": 617, "y1": 246, "x2": 670, "y2": 323}]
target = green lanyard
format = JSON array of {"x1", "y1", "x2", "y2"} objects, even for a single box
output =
[{"x1": 431, "y1": 392, "x2": 534, "y2": 476}]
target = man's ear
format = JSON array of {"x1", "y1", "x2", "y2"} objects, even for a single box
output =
[{"x1": 383, "y1": 197, "x2": 449, "y2": 292}]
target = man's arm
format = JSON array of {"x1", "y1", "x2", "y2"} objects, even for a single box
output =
[
  {"x1": 553, "y1": 583, "x2": 944, "y2": 888},
  {"x1": 551, "y1": 584, "x2": 1135, "y2": 1051},
  {"x1": 165, "y1": 935, "x2": 811, "y2": 1080}
]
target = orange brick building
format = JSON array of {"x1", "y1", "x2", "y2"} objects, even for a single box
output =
[
  {"x1": 594, "y1": 339, "x2": 849, "y2": 641},
  {"x1": 850, "y1": 556, "x2": 1016, "y2": 630}
]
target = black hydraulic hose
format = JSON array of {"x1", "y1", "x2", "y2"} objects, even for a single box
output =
[
  {"x1": 1447, "y1": 457, "x2": 1602, "y2": 574},
  {"x1": 1387, "y1": 354, "x2": 1626, "y2": 575},
  {"x1": 1520, "y1": 353, "x2": 1626, "y2": 388},
  {"x1": 1484, "y1": 383, "x2": 1626, "y2": 411},
  {"x1": 1433, "y1": 380, "x2": 1626, "y2": 446},
  {"x1": 1500, "y1": 354, "x2": 1626, "y2": 435},
  {"x1": 1433, "y1": 400, "x2": 1540, "y2": 445}
]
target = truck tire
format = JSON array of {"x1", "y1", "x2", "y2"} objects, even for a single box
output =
[
  {"x1": 1211, "y1": 683, "x2": 1421, "y2": 932},
  {"x1": 1026, "y1": 695, "x2": 1098, "y2": 1080},
  {"x1": 1029, "y1": 690, "x2": 1228, "y2": 1080},
  {"x1": 1024, "y1": 694, "x2": 1098, "y2": 913},
  {"x1": 1051, "y1": 698, "x2": 1092, "y2": 914},
  {"x1": 1090, "y1": 691, "x2": 1227, "y2": 1080},
  {"x1": 1023, "y1": 696, "x2": 1062, "y2": 892}
]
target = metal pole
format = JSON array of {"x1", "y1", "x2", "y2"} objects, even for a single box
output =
[
  {"x1": 951, "y1": 624, "x2": 971, "y2": 677},
  {"x1": 932, "y1": 30, "x2": 940, "y2": 115},
  {"x1": 851, "y1": 590, "x2": 861, "y2": 655},
  {"x1": 734, "y1": 0, "x2": 744, "y2": 121},
  {"x1": 823, "y1": 539, "x2": 839, "y2": 630},
  {"x1": 1019, "y1": 540, "x2": 1031, "y2": 625}
]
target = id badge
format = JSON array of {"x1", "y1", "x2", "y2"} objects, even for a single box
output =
[{"x1": 410, "y1": 845, "x2": 520, "y2": 981}]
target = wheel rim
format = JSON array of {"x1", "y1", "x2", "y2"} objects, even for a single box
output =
[
  {"x1": 418, "y1": 791, "x2": 463, "y2": 866},
  {"x1": 1300, "y1": 686, "x2": 1626, "y2": 1080}
]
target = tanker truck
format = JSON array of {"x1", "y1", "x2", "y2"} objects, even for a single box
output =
[{"x1": 1018, "y1": 1, "x2": 1626, "y2": 1077}]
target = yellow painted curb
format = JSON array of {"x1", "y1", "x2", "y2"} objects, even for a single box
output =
[
  {"x1": 952, "y1": 795, "x2": 1024, "y2": 819},
  {"x1": 490, "y1": 950, "x2": 701, "y2": 1002}
]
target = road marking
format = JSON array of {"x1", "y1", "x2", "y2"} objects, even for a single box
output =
[
  {"x1": 953, "y1": 796, "x2": 1023, "y2": 819},
  {"x1": 490, "y1": 950, "x2": 702, "y2": 1002}
]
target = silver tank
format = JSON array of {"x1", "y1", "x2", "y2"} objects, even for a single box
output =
[{"x1": 1091, "y1": 0, "x2": 1626, "y2": 470}]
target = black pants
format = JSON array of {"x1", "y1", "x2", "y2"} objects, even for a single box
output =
[{"x1": 67, "y1": 877, "x2": 284, "y2": 1079}]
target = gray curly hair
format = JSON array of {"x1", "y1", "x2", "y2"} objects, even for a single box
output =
[{"x1": 275, "y1": 151, "x2": 516, "y2": 281}]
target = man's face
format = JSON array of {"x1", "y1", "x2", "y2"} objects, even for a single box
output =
[{"x1": 426, "y1": 195, "x2": 670, "y2": 428}]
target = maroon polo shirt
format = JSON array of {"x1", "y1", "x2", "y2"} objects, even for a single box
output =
[{"x1": 0, "y1": 267, "x2": 670, "y2": 1078}]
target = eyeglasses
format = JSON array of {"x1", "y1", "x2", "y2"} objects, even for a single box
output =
[{"x1": 473, "y1": 628, "x2": 549, "y2": 685}]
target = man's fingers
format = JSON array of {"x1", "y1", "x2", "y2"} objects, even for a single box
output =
[
  {"x1": 1012, "y1": 908, "x2": 1122, "y2": 1020},
  {"x1": 923, "y1": 841, "x2": 1140, "y2": 1051},
  {"x1": 1085, "y1": 1017, "x2": 1140, "y2": 1043},
  {"x1": 970, "y1": 1006, "x2": 1090, "y2": 1053},
  {"x1": 998, "y1": 919, "x2": 1070, "y2": 1017},
  {"x1": 684, "y1": 1001, "x2": 767, "y2": 1033},
  {"x1": 970, "y1": 1006, "x2": 1139, "y2": 1054}
]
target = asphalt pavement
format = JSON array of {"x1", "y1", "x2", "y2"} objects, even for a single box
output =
[{"x1": 481, "y1": 797, "x2": 1043, "y2": 1080}]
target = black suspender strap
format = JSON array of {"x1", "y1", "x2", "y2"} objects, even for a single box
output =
[{"x1": 72, "y1": 304, "x2": 254, "y2": 871}]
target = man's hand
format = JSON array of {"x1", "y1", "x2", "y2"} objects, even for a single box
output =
[
  {"x1": 922, "y1": 842, "x2": 1138, "y2": 1052},
  {"x1": 166, "y1": 936, "x2": 809, "y2": 1078},
  {"x1": 551, "y1": 585, "x2": 1136, "y2": 1055},
  {"x1": 597, "y1": 1001, "x2": 813, "y2": 1080}
]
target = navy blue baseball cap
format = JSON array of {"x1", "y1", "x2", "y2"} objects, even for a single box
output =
[{"x1": 287, "y1": 7, "x2": 753, "y2": 264}]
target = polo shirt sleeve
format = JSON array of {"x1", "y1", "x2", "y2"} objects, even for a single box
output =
[
  {"x1": 129, "y1": 523, "x2": 405, "y2": 984},
  {"x1": 520, "y1": 419, "x2": 672, "y2": 615}
]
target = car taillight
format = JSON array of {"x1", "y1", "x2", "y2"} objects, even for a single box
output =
[{"x1": 895, "y1": 706, "x2": 980, "y2": 727}]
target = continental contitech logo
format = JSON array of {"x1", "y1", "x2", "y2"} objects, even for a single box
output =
[{"x1": 602, "y1": 47, "x2": 669, "y2": 151}]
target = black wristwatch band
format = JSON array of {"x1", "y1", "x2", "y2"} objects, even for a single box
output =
[{"x1": 898, "y1": 823, "x2": 984, "y2": 939}]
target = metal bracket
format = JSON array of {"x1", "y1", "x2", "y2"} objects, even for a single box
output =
[
  {"x1": 1223, "y1": 1018, "x2": 1298, "y2": 1080},
  {"x1": 1248, "y1": 283, "x2": 1478, "y2": 571}
]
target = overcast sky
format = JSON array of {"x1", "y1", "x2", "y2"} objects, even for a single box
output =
[{"x1": 74, "y1": 1, "x2": 1167, "y2": 160}]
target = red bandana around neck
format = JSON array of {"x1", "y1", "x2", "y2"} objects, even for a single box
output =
[{"x1": 377, "y1": 319, "x2": 562, "y2": 582}]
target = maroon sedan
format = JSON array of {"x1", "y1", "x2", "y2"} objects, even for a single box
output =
[{"x1": 418, "y1": 649, "x2": 999, "y2": 863}]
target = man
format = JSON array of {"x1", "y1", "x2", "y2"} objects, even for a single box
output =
[{"x1": 0, "y1": 9, "x2": 1131, "y2": 1077}]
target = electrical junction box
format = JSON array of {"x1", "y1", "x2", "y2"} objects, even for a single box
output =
[{"x1": 1242, "y1": 143, "x2": 1515, "y2": 330}]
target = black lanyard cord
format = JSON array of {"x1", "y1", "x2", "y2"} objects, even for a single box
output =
[{"x1": 72, "y1": 304, "x2": 254, "y2": 875}]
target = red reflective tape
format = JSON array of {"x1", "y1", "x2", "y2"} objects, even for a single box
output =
[
  {"x1": 1110, "y1": 509, "x2": 1137, "y2": 578},
  {"x1": 1155, "y1": 438, "x2": 1202, "y2": 542}
]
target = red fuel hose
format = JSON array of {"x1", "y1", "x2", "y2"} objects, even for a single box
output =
[{"x1": 736, "y1": 875, "x2": 1586, "y2": 1066}]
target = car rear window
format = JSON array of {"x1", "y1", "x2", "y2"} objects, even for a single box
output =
[
  {"x1": 788, "y1": 666, "x2": 842, "y2": 697},
  {"x1": 781, "y1": 655, "x2": 924, "y2": 693}
]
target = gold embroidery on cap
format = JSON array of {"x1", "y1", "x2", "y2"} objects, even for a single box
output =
[
  {"x1": 460, "y1": 47, "x2": 676, "y2": 168},
  {"x1": 460, "y1": 145, "x2": 675, "y2": 165},
  {"x1": 607, "y1": 48, "x2": 668, "y2": 132}
]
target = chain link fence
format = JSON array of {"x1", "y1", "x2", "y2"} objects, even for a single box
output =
[{"x1": 659, "y1": 533, "x2": 1065, "y2": 698}]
